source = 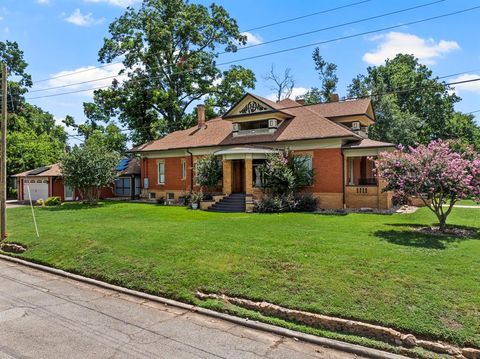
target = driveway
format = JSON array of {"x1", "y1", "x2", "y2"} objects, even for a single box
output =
[{"x1": 0, "y1": 259, "x2": 367, "y2": 359}]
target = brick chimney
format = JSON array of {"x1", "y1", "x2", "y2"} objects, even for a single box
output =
[
  {"x1": 296, "y1": 99, "x2": 305, "y2": 106},
  {"x1": 197, "y1": 104, "x2": 205, "y2": 128},
  {"x1": 329, "y1": 93, "x2": 339, "y2": 102}
]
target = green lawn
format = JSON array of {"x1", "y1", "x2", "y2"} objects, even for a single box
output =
[{"x1": 5, "y1": 202, "x2": 480, "y2": 349}]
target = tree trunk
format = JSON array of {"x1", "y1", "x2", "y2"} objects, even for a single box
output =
[{"x1": 438, "y1": 214, "x2": 447, "y2": 232}]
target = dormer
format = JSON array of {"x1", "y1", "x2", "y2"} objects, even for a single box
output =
[{"x1": 222, "y1": 94, "x2": 293, "y2": 137}]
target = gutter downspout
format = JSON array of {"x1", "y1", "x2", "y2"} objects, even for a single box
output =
[
  {"x1": 186, "y1": 149, "x2": 194, "y2": 194},
  {"x1": 341, "y1": 151, "x2": 346, "y2": 209}
]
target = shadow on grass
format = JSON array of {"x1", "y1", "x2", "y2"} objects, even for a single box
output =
[
  {"x1": 375, "y1": 223, "x2": 479, "y2": 249},
  {"x1": 40, "y1": 201, "x2": 118, "y2": 212}
]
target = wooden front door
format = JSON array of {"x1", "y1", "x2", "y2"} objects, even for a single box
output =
[{"x1": 232, "y1": 160, "x2": 245, "y2": 193}]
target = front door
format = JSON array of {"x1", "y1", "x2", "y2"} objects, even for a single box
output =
[
  {"x1": 64, "y1": 185, "x2": 74, "y2": 201},
  {"x1": 232, "y1": 160, "x2": 245, "y2": 193}
]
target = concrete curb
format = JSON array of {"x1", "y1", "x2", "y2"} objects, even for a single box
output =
[{"x1": 0, "y1": 254, "x2": 407, "y2": 359}]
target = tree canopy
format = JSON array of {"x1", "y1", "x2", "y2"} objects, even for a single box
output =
[
  {"x1": 375, "y1": 140, "x2": 480, "y2": 231},
  {"x1": 84, "y1": 0, "x2": 256, "y2": 145},
  {"x1": 1, "y1": 40, "x2": 68, "y2": 177},
  {"x1": 61, "y1": 142, "x2": 120, "y2": 205},
  {"x1": 347, "y1": 54, "x2": 473, "y2": 146}
]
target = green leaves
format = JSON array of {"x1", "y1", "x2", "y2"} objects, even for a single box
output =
[
  {"x1": 195, "y1": 154, "x2": 222, "y2": 191},
  {"x1": 347, "y1": 54, "x2": 466, "y2": 146},
  {"x1": 88, "y1": 0, "x2": 255, "y2": 143},
  {"x1": 61, "y1": 142, "x2": 120, "y2": 205}
]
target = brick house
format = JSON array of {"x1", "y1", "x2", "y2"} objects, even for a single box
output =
[
  {"x1": 12, "y1": 158, "x2": 141, "y2": 202},
  {"x1": 131, "y1": 93, "x2": 395, "y2": 211}
]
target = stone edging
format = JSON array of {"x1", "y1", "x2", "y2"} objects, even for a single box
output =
[
  {"x1": 0, "y1": 254, "x2": 406, "y2": 359},
  {"x1": 196, "y1": 291, "x2": 480, "y2": 359}
]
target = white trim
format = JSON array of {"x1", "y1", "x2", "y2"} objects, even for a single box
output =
[
  {"x1": 157, "y1": 160, "x2": 165, "y2": 185},
  {"x1": 181, "y1": 159, "x2": 187, "y2": 180}
]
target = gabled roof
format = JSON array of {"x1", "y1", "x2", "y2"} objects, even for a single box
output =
[
  {"x1": 222, "y1": 93, "x2": 295, "y2": 118},
  {"x1": 13, "y1": 163, "x2": 62, "y2": 177},
  {"x1": 131, "y1": 96, "x2": 376, "y2": 153}
]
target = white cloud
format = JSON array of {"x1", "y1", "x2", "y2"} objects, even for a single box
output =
[
  {"x1": 241, "y1": 32, "x2": 263, "y2": 46},
  {"x1": 37, "y1": 0, "x2": 50, "y2": 5},
  {"x1": 65, "y1": 8, "x2": 105, "y2": 27},
  {"x1": 450, "y1": 73, "x2": 480, "y2": 95},
  {"x1": 84, "y1": 0, "x2": 140, "y2": 7},
  {"x1": 266, "y1": 87, "x2": 309, "y2": 102},
  {"x1": 363, "y1": 32, "x2": 460, "y2": 66},
  {"x1": 37, "y1": 63, "x2": 126, "y2": 98}
]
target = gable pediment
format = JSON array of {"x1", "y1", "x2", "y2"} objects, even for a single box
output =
[{"x1": 223, "y1": 94, "x2": 277, "y2": 119}]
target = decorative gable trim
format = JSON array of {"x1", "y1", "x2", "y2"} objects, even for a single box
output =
[
  {"x1": 223, "y1": 93, "x2": 276, "y2": 119},
  {"x1": 239, "y1": 100, "x2": 269, "y2": 114}
]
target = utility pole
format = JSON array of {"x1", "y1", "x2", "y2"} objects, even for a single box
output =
[{"x1": 0, "y1": 63, "x2": 7, "y2": 240}]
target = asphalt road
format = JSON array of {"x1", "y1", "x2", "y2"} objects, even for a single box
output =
[{"x1": 0, "y1": 259, "x2": 366, "y2": 359}]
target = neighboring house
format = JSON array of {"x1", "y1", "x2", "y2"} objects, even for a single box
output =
[
  {"x1": 114, "y1": 158, "x2": 142, "y2": 199},
  {"x1": 131, "y1": 93, "x2": 395, "y2": 211},
  {"x1": 12, "y1": 158, "x2": 141, "y2": 202}
]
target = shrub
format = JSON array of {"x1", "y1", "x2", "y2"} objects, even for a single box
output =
[
  {"x1": 195, "y1": 155, "x2": 222, "y2": 192},
  {"x1": 156, "y1": 197, "x2": 165, "y2": 205},
  {"x1": 36, "y1": 198, "x2": 45, "y2": 207},
  {"x1": 7, "y1": 188, "x2": 17, "y2": 200},
  {"x1": 44, "y1": 196, "x2": 61, "y2": 206},
  {"x1": 294, "y1": 193, "x2": 319, "y2": 212},
  {"x1": 254, "y1": 193, "x2": 318, "y2": 213},
  {"x1": 259, "y1": 149, "x2": 314, "y2": 195}
]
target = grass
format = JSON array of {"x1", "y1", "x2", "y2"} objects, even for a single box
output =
[{"x1": 5, "y1": 202, "x2": 480, "y2": 349}]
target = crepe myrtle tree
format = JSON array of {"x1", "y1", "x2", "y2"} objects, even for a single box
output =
[
  {"x1": 195, "y1": 154, "x2": 222, "y2": 194},
  {"x1": 375, "y1": 140, "x2": 480, "y2": 231},
  {"x1": 259, "y1": 149, "x2": 314, "y2": 195},
  {"x1": 60, "y1": 142, "x2": 120, "y2": 205}
]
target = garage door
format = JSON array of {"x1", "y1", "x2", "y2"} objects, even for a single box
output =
[{"x1": 23, "y1": 178, "x2": 49, "y2": 201}]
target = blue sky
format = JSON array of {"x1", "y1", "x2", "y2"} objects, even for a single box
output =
[{"x1": 1, "y1": 0, "x2": 479, "y2": 139}]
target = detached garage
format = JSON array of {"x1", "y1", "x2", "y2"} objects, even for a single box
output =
[{"x1": 12, "y1": 163, "x2": 113, "y2": 202}]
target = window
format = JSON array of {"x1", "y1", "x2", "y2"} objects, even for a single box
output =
[
  {"x1": 295, "y1": 155, "x2": 312, "y2": 171},
  {"x1": 158, "y1": 160, "x2": 165, "y2": 184},
  {"x1": 181, "y1": 159, "x2": 187, "y2": 180}
]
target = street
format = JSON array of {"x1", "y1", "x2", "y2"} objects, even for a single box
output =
[{"x1": 0, "y1": 259, "x2": 365, "y2": 359}]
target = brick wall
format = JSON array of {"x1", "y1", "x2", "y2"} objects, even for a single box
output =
[
  {"x1": 311, "y1": 148, "x2": 343, "y2": 193},
  {"x1": 142, "y1": 156, "x2": 193, "y2": 198}
]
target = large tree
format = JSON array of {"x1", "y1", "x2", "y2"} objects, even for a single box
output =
[
  {"x1": 8, "y1": 104, "x2": 67, "y2": 177},
  {"x1": 347, "y1": 54, "x2": 467, "y2": 146},
  {"x1": 1, "y1": 41, "x2": 67, "y2": 177},
  {"x1": 84, "y1": 0, "x2": 256, "y2": 144}
]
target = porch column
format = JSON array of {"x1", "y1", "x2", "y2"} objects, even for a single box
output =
[
  {"x1": 222, "y1": 159, "x2": 232, "y2": 195},
  {"x1": 245, "y1": 157, "x2": 253, "y2": 195}
]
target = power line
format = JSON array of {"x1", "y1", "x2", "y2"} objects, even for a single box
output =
[
  {"x1": 218, "y1": 5, "x2": 480, "y2": 66},
  {"x1": 26, "y1": 5, "x2": 480, "y2": 100},
  {"x1": 33, "y1": 0, "x2": 372, "y2": 84},
  {"x1": 29, "y1": 0, "x2": 445, "y2": 94},
  {"x1": 226, "y1": 0, "x2": 445, "y2": 53},
  {"x1": 243, "y1": 0, "x2": 371, "y2": 32}
]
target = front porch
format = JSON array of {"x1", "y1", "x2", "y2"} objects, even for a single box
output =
[{"x1": 343, "y1": 151, "x2": 392, "y2": 210}]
